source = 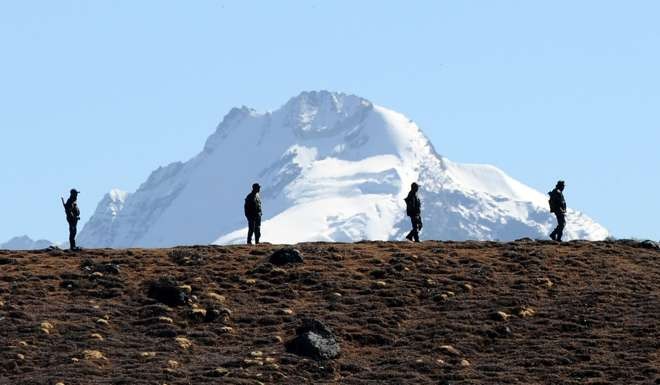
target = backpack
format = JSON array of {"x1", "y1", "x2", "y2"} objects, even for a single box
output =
[{"x1": 548, "y1": 190, "x2": 557, "y2": 213}]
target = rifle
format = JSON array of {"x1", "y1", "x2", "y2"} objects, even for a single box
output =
[{"x1": 61, "y1": 197, "x2": 68, "y2": 219}]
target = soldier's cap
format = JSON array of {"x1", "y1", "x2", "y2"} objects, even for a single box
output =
[{"x1": 70, "y1": 189, "x2": 80, "y2": 195}]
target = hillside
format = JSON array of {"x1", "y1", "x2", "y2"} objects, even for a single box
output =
[{"x1": 0, "y1": 240, "x2": 658, "y2": 384}]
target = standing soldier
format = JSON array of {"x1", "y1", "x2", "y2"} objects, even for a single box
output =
[
  {"x1": 404, "y1": 182, "x2": 422, "y2": 242},
  {"x1": 62, "y1": 189, "x2": 81, "y2": 251},
  {"x1": 548, "y1": 180, "x2": 567, "y2": 242},
  {"x1": 244, "y1": 183, "x2": 262, "y2": 245}
]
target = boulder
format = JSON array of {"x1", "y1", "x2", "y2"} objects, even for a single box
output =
[
  {"x1": 147, "y1": 277, "x2": 189, "y2": 306},
  {"x1": 285, "y1": 318, "x2": 340, "y2": 360},
  {"x1": 268, "y1": 248, "x2": 304, "y2": 266}
]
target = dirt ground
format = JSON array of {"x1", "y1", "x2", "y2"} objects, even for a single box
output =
[{"x1": 1, "y1": 240, "x2": 658, "y2": 385}]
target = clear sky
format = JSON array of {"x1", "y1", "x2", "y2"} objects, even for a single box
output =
[{"x1": 1, "y1": 0, "x2": 658, "y2": 243}]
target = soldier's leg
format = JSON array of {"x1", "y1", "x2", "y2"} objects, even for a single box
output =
[
  {"x1": 247, "y1": 218, "x2": 254, "y2": 244},
  {"x1": 556, "y1": 213, "x2": 566, "y2": 241},
  {"x1": 254, "y1": 216, "x2": 261, "y2": 244},
  {"x1": 550, "y1": 213, "x2": 559, "y2": 240},
  {"x1": 405, "y1": 217, "x2": 415, "y2": 240},
  {"x1": 69, "y1": 221, "x2": 77, "y2": 249},
  {"x1": 413, "y1": 216, "x2": 420, "y2": 242}
]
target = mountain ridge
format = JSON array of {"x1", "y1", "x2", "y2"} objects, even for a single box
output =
[{"x1": 77, "y1": 90, "x2": 608, "y2": 247}]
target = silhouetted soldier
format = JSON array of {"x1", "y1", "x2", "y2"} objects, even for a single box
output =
[
  {"x1": 244, "y1": 183, "x2": 262, "y2": 245},
  {"x1": 404, "y1": 182, "x2": 422, "y2": 242},
  {"x1": 62, "y1": 189, "x2": 81, "y2": 251},
  {"x1": 548, "y1": 180, "x2": 566, "y2": 242}
]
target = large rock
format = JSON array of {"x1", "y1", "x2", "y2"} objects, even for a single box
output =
[
  {"x1": 268, "y1": 248, "x2": 304, "y2": 266},
  {"x1": 147, "y1": 277, "x2": 189, "y2": 306},
  {"x1": 286, "y1": 319, "x2": 340, "y2": 360}
]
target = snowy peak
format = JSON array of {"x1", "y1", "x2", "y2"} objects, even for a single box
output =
[
  {"x1": 78, "y1": 90, "x2": 608, "y2": 247},
  {"x1": 283, "y1": 91, "x2": 373, "y2": 138}
]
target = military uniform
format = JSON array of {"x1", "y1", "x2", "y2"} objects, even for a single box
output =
[
  {"x1": 244, "y1": 189, "x2": 262, "y2": 244},
  {"x1": 549, "y1": 187, "x2": 566, "y2": 241},
  {"x1": 64, "y1": 192, "x2": 81, "y2": 250},
  {"x1": 405, "y1": 187, "x2": 422, "y2": 242}
]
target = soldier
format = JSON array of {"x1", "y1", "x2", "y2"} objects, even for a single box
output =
[
  {"x1": 62, "y1": 189, "x2": 81, "y2": 251},
  {"x1": 244, "y1": 183, "x2": 262, "y2": 245},
  {"x1": 548, "y1": 180, "x2": 567, "y2": 242},
  {"x1": 404, "y1": 182, "x2": 422, "y2": 242}
]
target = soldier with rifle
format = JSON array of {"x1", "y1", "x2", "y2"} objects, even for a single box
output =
[{"x1": 62, "y1": 189, "x2": 81, "y2": 251}]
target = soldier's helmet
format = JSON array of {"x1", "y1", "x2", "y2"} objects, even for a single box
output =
[
  {"x1": 411, "y1": 182, "x2": 419, "y2": 191},
  {"x1": 252, "y1": 183, "x2": 261, "y2": 191}
]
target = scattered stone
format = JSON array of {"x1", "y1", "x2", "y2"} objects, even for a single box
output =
[
  {"x1": 536, "y1": 278, "x2": 553, "y2": 288},
  {"x1": 187, "y1": 306, "x2": 207, "y2": 322},
  {"x1": 139, "y1": 352, "x2": 157, "y2": 360},
  {"x1": 16, "y1": 353, "x2": 25, "y2": 360},
  {"x1": 245, "y1": 278, "x2": 257, "y2": 285},
  {"x1": 206, "y1": 292, "x2": 226, "y2": 303},
  {"x1": 158, "y1": 316, "x2": 174, "y2": 324},
  {"x1": 268, "y1": 248, "x2": 304, "y2": 266},
  {"x1": 209, "y1": 367, "x2": 230, "y2": 377},
  {"x1": 219, "y1": 326, "x2": 234, "y2": 334},
  {"x1": 492, "y1": 311, "x2": 511, "y2": 321},
  {"x1": 277, "y1": 308, "x2": 294, "y2": 315},
  {"x1": 460, "y1": 359, "x2": 471, "y2": 367},
  {"x1": 518, "y1": 307, "x2": 536, "y2": 318},
  {"x1": 374, "y1": 280, "x2": 387, "y2": 287},
  {"x1": 439, "y1": 345, "x2": 462, "y2": 357},
  {"x1": 286, "y1": 318, "x2": 341, "y2": 360},
  {"x1": 250, "y1": 351, "x2": 263, "y2": 357},
  {"x1": 18, "y1": 341, "x2": 28, "y2": 347},
  {"x1": 167, "y1": 360, "x2": 180, "y2": 370},
  {"x1": 40, "y1": 321, "x2": 54, "y2": 334},
  {"x1": 178, "y1": 285, "x2": 192, "y2": 295},
  {"x1": 83, "y1": 350, "x2": 107, "y2": 361},
  {"x1": 96, "y1": 318, "x2": 109, "y2": 326},
  {"x1": 462, "y1": 283, "x2": 473, "y2": 291},
  {"x1": 436, "y1": 358, "x2": 446, "y2": 365},
  {"x1": 175, "y1": 336, "x2": 192, "y2": 350},
  {"x1": 90, "y1": 333, "x2": 104, "y2": 341}
]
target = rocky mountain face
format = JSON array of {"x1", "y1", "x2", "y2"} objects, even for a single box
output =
[{"x1": 78, "y1": 91, "x2": 608, "y2": 247}]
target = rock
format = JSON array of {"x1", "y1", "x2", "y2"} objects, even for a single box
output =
[
  {"x1": 139, "y1": 351, "x2": 156, "y2": 360},
  {"x1": 89, "y1": 333, "x2": 104, "y2": 341},
  {"x1": 268, "y1": 248, "x2": 304, "y2": 266},
  {"x1": 40, "y1": 321, "x2": 54, "y2": 334},
  {"x1": 277, "y1": 308, "x2": 294, "y2": 315},
  {"x1": 460, "y1": 359, "x2": 471, "y2": 367},
  {"x1": 206, "y1": 292, "x2": 226, "y2": 303},
  {"x1": 16, "y1": 353, "x2": 25, "y2": 360},
  {"x1": 285, "y1": 318, "x2": 340, "y2": 360},
  {"x1": 245, "y1": 278, "x2": 257, "y2": 285},
  {"x1": 219, "y1": 326, "x2": 234, "y2": 334},
  {"x1": 175, "y1": 336, "x2": 192, "y2": 350},
  {"x1": 491, "y1": 311, "x2": 511, "y2": 321},
  {"x1": 158, "y1": 316, "x2": 174, "y2": 324},
  {"x1": 167, "y1": 359, "x2": 180, "y2": 370},
  {"x1": 209, "y1": 367, "x2": 230, "y2": 377},
  {"x1": 518, "y1": 306, "x2": 536, "y2": 317},
  {"x1": 640, "y1": 240, "x2": 660, "y2": 250},
  {"x1": 187, "y1": 306, "x2": 207, "y2": 322},
  {"x1": 147, "y1": 277, "x2": 189, "y2": 306},
  {"x1": 83, "y1": 350, "x2": 107, "y2": 360},
  {"x1": 96, "y1": 318, "x2": 109, "y2": 326},
  {"x1": 439, "y1": 345, "x2": 462, "y2": 357}
]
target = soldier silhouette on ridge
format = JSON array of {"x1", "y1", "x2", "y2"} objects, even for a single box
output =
[
  {"x1": 62, "y1": 189, "x2": 81, "y2": 251},
  {"x1": 244, "y1": 183, "x2": 262, "y2": 245},
  {"x1": 548, "y1": 180, "x2": 567, "y2": 242},
  {"x1": 404, "y1": 182, "x2": 422, "y2": 242}
]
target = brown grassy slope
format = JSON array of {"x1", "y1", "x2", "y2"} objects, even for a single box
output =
[{"x1": 0, "y1": 240, "x2": 658, "y2": 385}]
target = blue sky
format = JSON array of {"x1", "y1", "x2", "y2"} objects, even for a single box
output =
[{"x1": 1, "y1": 0, "x2": 658, "y2": 243}]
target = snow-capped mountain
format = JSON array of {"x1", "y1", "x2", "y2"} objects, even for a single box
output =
[
  {"x1": 78, "y1": 91, "x2": 608, "y2": 247},
  {"x1": 1, "y1": 235, "x2": 54, "y2": 250}
]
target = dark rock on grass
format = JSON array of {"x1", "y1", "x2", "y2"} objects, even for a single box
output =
[
  {"x1": 269, "y1": 248, "x2": 304, "y2": 266},
  {"x1": 0, "y1": 257, "x2": 17, "y2": 265},
  {"x1": 80, "y1": 259, "x2": 121, "y2": 275},
  {"x1": 286, "y1": 318, "x2": 340, "y2": 360},
  {"x1": 147, "y1": 276, "x2": 189, "y2": 306}
]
